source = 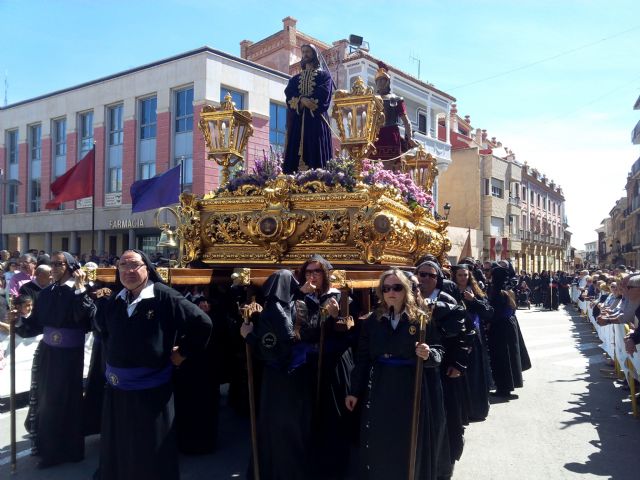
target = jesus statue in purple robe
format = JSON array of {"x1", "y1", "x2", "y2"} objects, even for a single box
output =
[{"x1": 283, "y1": 44, "x2": 334, "y2": 174}]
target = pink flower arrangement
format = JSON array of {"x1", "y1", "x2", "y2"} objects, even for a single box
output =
[{"x1": 362, "y1": 159, "x2": 434, "y2": 209}]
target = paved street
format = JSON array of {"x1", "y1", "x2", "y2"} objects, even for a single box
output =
[{"x1": 1, "y1": 305, "x2": 639, "y2": 479}]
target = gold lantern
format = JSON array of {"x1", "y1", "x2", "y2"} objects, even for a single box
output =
[
  {"x1": 198, "y1": 92, "x2": 254, "y2": 186},
  {"x1": 331, "y1": 77, "x2": 385, "y2": 180},
  {"x1": 402, "y1": 144, "x2": 439, "y2": 194}
]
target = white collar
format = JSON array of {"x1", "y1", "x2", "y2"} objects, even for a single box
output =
[
  {"x1": 427, "y1": 289, "x2": 440, "y2": 301},
  {"x1": 117, "y1": 280, "x2": 155, "y2": 303},
  {"x1": 63, "y1": 278, "x2": 75, "y2": 288}
]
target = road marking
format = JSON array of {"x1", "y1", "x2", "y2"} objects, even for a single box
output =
[{"x1": 0, "y1": 448, "x2": 31, "y2": 466}]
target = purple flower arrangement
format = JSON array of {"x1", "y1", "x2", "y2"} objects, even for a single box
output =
[{"x1": 220, "y1": 150, "x2": 434, "y2": 210}]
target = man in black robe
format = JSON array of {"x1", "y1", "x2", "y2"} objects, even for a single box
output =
[
  {"x1": 96, "y1": 250, "x2": 212, "y2": 480},
  {"x1": 12, "y1": 251, "x2": 95, "y2": 468},
  {"x1": 283, "y1": 44, "x2": 333, "y2": 173}
]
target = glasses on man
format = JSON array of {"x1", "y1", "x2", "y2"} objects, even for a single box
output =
[
  {"x1": 418, "y1": 271, "x2": 438, "y2": 279},
  {"x1": 382, "y1": 284, "x2": 404, "y2": 293},
  {"x1": 51, "y1": 261, "x2": 67, "y2": 268},
  {"x1": 118, "y1": 262, "x2": 145, "y2": 272},
  {"x1": 305, "y1": 268, "x2": 323, "y2": 275}
]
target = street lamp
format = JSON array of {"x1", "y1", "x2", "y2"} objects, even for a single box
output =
[{"x1": 443, "y1": 202, "x2": 451, "y2": 220}]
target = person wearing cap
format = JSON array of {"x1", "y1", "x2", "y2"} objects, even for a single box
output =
[
  {"x1": 283, "y1": 44, "x2": 333, "y2": 174},
  {"x1": 346, "y1": 268, "x2": 444, "y2": 480},
  {"x1": 96, "y1": 249, "x2": 212, "y2": 480},
  {"x1": 10, "y1": 251, "x2": 96, "y2": 468}
]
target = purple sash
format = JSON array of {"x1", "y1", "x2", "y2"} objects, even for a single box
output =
[
  {"x1": 105, "y1": 363, "x2": 173, "y2": 391},
  {"x1": 377, "y1": 355, "x2": 414, "y2": 367},
  {"x1": 42, "y1": 327, "x2": 86, "y2": 348}
]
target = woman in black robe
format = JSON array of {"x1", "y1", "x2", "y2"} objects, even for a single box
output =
[
  {"x1": 345, "y1": 268, "x2": 444, "y2": 480},
  {"x1": 486, "y1": 265, "x2": 525, "y2": 397},
  {"x1": 97, "y1": 250, "x2": 212, "y2": 480},
  {"x1": 240, "y1": 269, "x2": 314, "y2": 480},
  {"x1": 13, "y1": 251, "x2": 96, "y2": 469},
  {"x1": 451, "y1": 264, "x2": 494, "y2": 422}
]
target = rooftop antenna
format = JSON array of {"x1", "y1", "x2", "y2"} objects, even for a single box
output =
[{"x1": 409, "y1": 52, "x2": 421, "y2": 80}]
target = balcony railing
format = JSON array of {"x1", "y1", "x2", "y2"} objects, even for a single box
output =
[{"x1": 508, "y1": 196, "x2": 521, "y2": 207}]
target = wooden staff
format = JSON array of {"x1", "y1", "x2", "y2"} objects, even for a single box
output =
[
  {"x1": 408, "y1": 302, "x2": 434, "y2": 480},
  {"x1": 9, "y1": 296, "x2": 17, "y2": 472},
  {"x1": 242, "y1": 302, "x2": 260, "y2": 480},
  {"x1": 315, "y1": 306, "x2": 328, "y2": 411}
]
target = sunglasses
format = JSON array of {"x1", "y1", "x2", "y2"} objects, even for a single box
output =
[
  {"x1": 305, "y1": 268, "x2": 323, "y2": 275},
  {"x1": 418, "y1": 272, "x2": 438, "y2": 279},
  {"x1": 51, "y1": 261, "x2": 67, "y2": 268},
  {"x1": 382, "y1": 284, "x2": 404, "y2": 293}
]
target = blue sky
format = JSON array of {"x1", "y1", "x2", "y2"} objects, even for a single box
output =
[{"x1": 1, "y1": 0, "x2": 639, "y2": 248}]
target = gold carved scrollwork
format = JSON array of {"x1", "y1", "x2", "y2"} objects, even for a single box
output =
[
  {"x1": 176, "y1": 192, "x2": 201, "y2": 265},
  {"x1": 331, "y1": 269, "x2": 347, "y2": 289},
  {"x1": 156, "y1": 267, "x2": 169, "y2": 283},
  {"x1": 299, "y1": 210, "x2": 350, "y2": 244},
  {"x1": 205, "y1": 214, "x2": 251, "y2": 244},
  {"x1": 244, "y1": 211, "x2": 306, "y2": 262},
  {"x1": 232, "y1": 268, "x2": 251, "y2": 286}
]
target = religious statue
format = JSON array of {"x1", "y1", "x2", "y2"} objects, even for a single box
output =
[
  {"x1": 371, "y1": 62, "x2": 417, "y2": 168},
  {"x1": 283, "y1": 44, "x2": 334, "y2": 174}
]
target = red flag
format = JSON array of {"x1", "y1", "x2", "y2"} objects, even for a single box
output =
[{"x1": 45, "y1": 149, "x2": 94, "y2": 209}]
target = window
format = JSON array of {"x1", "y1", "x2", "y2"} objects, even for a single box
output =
[
  {"x1": 5, "y1": 129, "x2": 19, "y2": 214},
  {"x1": 537, "y1": 193, "x2": 540, "y2": 207},
  {"x1": 139, "y1": 96, "x2": 157, "y2": 180},
  {"x1": 522, "y1": 185, "x2": 526, "y2": 200},
  {"x1": 107, "y1": 104, "x2": 124, "y2": 193},
  {"x1": 269, "y1": 102, "x2": 287, "y2": 152},
  {"x1": 490, "y1": 216, "x2": 504, "y2": 236},
  {"x1": 174, "y1": 89, "x2": 194, "y2": 189},
  {"x1": 29, "y1": 124, "x2": 42, "y2": 212},
  {"x1": 490, "y1": 178, "x2": 504, "y2": 198},
  {"x1": 175, "y1": 88, "x2": 194, "y2": 133},
  {"x1": 140, "y1": 97, "x2": 157, "y2": 139},
  {"x1": 522, "y1": 214, "x2": 527, "y2": 230},
  {"x1": 109, "y1": 104, "x2": 123, "y2": 145},
  {"x1": 530, "y1": 190, "x2": 534, "y2": 203},
  {"x1": 417, "y1": 111, "x2": 427, "y2": 134},
  {"x1": 52, "y1": 118, "x2": 67, "y2": 179},
  {"x1": 220, "y1": 87, "x2": 244, "y2": 110},
  {"x1": 79, "y1": 111, "x2": 94, "y2": 155}
]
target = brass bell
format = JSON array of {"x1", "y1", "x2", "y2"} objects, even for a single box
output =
[{"x1": 157, "y1": 223, "x2": 178, "y2": 248}]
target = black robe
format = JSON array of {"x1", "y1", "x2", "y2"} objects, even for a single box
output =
[
  {"x1": 295, "y1": 289, "x2": 355, "y2": 479},
  {"x1": 455, "y1": 291, "x2": 494, "y2": 422},
  {"x1": 15, "y1": 283, "x2": 96, "y2": 467},
  {"x1": 487, "y1": 292, "x2": 525, "y2": 394},
  {"x1": 429, "y1": 292, "x2": 468, "y2": 472},
  {"x1": 173, "y1": 308, "x2": 221, "y2": 454},
  {"x1": 244, "y1": 270, "x2": 314, "y2": 480},
  {"x1": 97, "y1": 283, "x2": 212, "y2": 480},
  {"x1": 350, "y1": 310, "x2": 444, "y2": 480}
]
